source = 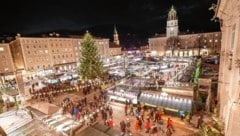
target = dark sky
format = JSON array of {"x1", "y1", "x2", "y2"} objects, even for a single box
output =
[{"x1": 0, "y1": 0, "x2": 219, "y2": 42}]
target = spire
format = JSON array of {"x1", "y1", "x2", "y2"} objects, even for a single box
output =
[
  {"x1": 114, "y1": 25, "x2": 118, "y2": 34},
  {"x1": 168, "y1": 5, "x2": 177, "y2": 20},
  {"x1": 113, "y1": 25, "x2": 120, "y2": 45}
]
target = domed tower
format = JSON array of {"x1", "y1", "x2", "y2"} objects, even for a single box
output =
[
  {"x1": 113, "y1": 25, "x2": 120, "y2": 45},
  {"x1": 166, "y1": 5, "x2": 179, "y2": 37}
]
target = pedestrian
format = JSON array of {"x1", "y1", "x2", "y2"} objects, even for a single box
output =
[
  {"x1": 167, "y1": 118, "x2": 175, "y2": 133},
  {"x1": 154, "y1": 111, "x2": 159, "y2": 122},
  {"x1": 140, "y1": 109, "x2": 145, "y2": 122},
  {"x1": 158, "y1": 110, "x2": 162, "y2": 120},
  {"x1": 145, "y1": 119, "x2": 151, "y2": 134},
  {"x1": 125, "y1": 105, "x2": 128, "y2": 116},
  {"x1": 129, "y1": 104, "x2": 134, "y2": 116},
  {"x1": 109, "y1": 107, "x2": 113, "y2": 118},
  {"x1": 197, "y1": 115, "x2": 203, "y2": 128},
  {"x1": 151, "y1": 123, "x2": 158, "y2": 135},
  {"x1": 120, "y1": 120, "x2": 126, "y2": 134},
  {"x1": 108, "y1": 118, "x2": 114, "y2": 127},
  {"x1": 134, "y1": 117, "x2": 140, "y2": 131},
  {"x1": 158, "y1": 118, "x2": 164, "y2": 133},
  {"x1": 138, "y1": 116, "x2": 142, "y2": 130},
  {"x1": 166, "y1": 127, "x2": 172, "y2": 136}
]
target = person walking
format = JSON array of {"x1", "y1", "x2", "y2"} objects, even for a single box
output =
[
  {"x1": 145, "y1": 119, "x2": 151, "y2": 134},
  {"x1": 158, "y1": 118, "x2": 164, "y2": 133},
  {"x1": 129, "y1": 104, "x2": 134, "y2": 116},
  {"x1": 167, "y1": 118, "x2": 175, "y2": 133},
  {"x1": 120, "y1": 120, "x2": 126, "y2": 134},
  {"x1": 126, "y1": 118, "x2": 131, "y2": 134},
  {"x1": 125, "y1": 105, "x2": 128, "y2": 116},
  {"x1": 108, "y1": 118, "x2": 114, "y2": 127},
  {"x1": 134, "y1": 117, "x2": 140, "y2": 132}
]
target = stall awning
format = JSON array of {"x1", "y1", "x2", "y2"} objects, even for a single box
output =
[
  {"x1": 2, "y1": 89, "x2": 19, "y2": 96},
  {"x1": 139, "y1": 93, "x2": 192, "y2": 112}
]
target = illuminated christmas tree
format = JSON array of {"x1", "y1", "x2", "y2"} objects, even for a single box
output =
[{"x1": 78, "y1": 31, "x2": 103, "y2": 80}]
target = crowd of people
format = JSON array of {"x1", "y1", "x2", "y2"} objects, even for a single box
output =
[
  {"x1": 60, "y1": 89, "x2": 108, "y2": 126},
  {"x1": 29, "y1": 83, "x2": 75, "y2": 102},
  {"x1": 121, "y1": 102, "x2": 176, "y2": 136}
]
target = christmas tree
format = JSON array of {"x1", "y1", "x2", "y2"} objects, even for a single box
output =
[{"x1": 78, "y1": 31, "x2": 103, "y2": 80}]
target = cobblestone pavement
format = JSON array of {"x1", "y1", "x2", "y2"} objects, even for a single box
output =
[
  {"x1": 26, "y1": 84, "x2": 200, "y2": 136},
  {"x1": 107, "y1": 102, "x2": 198, "y2": 136}
]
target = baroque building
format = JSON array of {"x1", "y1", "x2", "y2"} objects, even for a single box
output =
[
  {"x1": 9, "y1": 33, "x2": 117, "y2": 72},
  {"x1": 149, "y1": 6, "x2": 221, "y2": 57},
  {"x1": 216, "y1": 0, "x2": 240, "y2": 135}
]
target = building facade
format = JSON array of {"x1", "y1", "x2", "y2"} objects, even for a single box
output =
[
  {"x1": 216, "y1": 0, "x2": 240, "y2": 136},
  {"x1": 0, "y1": 42, "x2": 15, "y2": 86},
  {"x1": 149, "y1": 6, "x2": 221, "y2": 57},
  {"x1": 148, "y1": 37, "x2": 167, "y2": 56},
  {"x1": 0, "y1": 43, "x2": 15, "y2": 75},
  {"x1": 9, "y1": 34, "x2": 111, "y2": 71}
]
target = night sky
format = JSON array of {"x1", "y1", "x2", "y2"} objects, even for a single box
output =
[{"x1": 0, "y1": 0, "x2": 219, "y2": 46}]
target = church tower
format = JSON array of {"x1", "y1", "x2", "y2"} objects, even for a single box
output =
[
  {"x1": 113, "y1": 25, "x2": 120, "y2": 45},
  {"x1": 166, "y1": 5, "x2": 179, "y2": 37}
]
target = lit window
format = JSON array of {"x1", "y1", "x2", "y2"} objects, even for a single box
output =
[
  {"x1": 209, "y1": 40, "x2": 212, "y2": 42},
  {"x1": 0, "y1": 47, "x2": 4, "y2": 51},
  {"x1": 45, "y1": 50, "x2": 48, "y2": 53},
  {"x1": 215, "y1": 40, "x2": 218, "y2": 42}
]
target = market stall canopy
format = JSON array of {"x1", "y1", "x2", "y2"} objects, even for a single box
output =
[
  {"x1": 31, "y1": 102, "x2": 59, "y2": 115},
  {"x1": 1, "y1": 89, "x2": 19, "y2": 96}
]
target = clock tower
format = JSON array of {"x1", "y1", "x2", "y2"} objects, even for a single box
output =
[{"x1": 166, "y1": 5, "x2": 179, "y2": 37}]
